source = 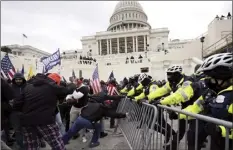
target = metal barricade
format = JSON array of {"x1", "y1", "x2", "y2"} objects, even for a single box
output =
[
  {"x1": 154, "y1": 104, "x2": 232, "y2": 150},
  {"x1": 116, "y1": 98, "x2": 232, "y2": 150},
  {"x1": 116, "y1": 98, "x2": 158, "y2": 150}
]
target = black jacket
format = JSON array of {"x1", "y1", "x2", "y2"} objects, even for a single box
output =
[
  {"x1": 12, "y1": 72, "x2": 26, "y2": 99},
  {"x1": 12, "y1": 74, "x2": 73, "y2": 126},
  {"x1": 1, "y1": 78, "x2": 14, "y2": 129},
  {"x1": 73, "y1": 85, "x2": 90, "y2": 108},
  {"x1": 80, "y1": 99, "x2": 126, "y2": 123}
]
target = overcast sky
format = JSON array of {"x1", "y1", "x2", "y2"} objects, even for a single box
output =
[{"x1": 1, "y1": 1, "x2": 232, "y2": 53}]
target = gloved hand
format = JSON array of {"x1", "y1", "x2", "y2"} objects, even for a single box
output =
[
  {"x1": 151, "y1": 100, "x2": 161, "y2": 106},
  {"x1": 144, "y1": 88, "x2": 150, "y2": 95},
  {"x1": 119, "y1": 95, "x2": 126, "y2": 99},
  {"x1": 127, "y1": 96, "x2": 133, "y2": 101},
  {"x1": 204, "y1": 123, "x2": 221, "y2": 138},
  {"x1": 168, "y1": 111, "x2": 178, "y2": 120}
]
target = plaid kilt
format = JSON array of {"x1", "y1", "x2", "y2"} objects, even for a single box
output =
[{"x1": 22, "y1": 123, "x2": 65, "y2": 150}]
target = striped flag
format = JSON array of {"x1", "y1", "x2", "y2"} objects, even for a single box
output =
[
  {"x1": 107, "y1": 84, "x2": 119, "y2": 95},
  {"x1": 1, "y1": 54, "x2": 16, "y2": 80},
  {"x1": 90, "y1": 64, "x2": 102, "y2": 94}
]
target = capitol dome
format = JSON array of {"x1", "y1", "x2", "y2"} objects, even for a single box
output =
[{"x1": 107, "y1": 1, "x2": 151, "y2": 31}]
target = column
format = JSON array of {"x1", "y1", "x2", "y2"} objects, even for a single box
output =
[
  {"x1": 125, "y1": 37, "x2": 127, "y2": 53},
  {"x1": 110, "y1": 39, "x2": 112, "y2": 54},
  {"x1": 99, "y1": 40, "x2": 102, "y2": 55},
  {"x1": 127, "y1": 24, "x2": 129, "y2": 30},
  {"x1": 136, "y1": 36, "x2": 138, "y2": 52},
  {"x1": 132, "y1": 36, "x2": 135, "y2": 52},
  {"x1": 107, "y1": 39, "x2": 109, "y2": 55},
  {"x1": 147, "y1": 35, "x2": 150, "y2": 51},
  {"x1": 97, "y1": 40, "x2": 99, "y2": 55},
  {"x1": 117, "y1": 38, "x2": 120, "y2": 54},
  {"x1": 144, "y1": 35, "x2": 146, "y2": 50}
]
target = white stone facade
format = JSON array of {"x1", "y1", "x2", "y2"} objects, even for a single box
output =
[
  {"x1": 4, "y1": 44, "x2": 51, "y2": 58},
  {"x1": 1, "y1": 1, "x2": 232, "y2": 81}
]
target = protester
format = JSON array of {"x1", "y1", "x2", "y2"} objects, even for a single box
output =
[
  {"x1": 66, "y1": 78, "x2": 90, "y2": 142},
  {"x1": 10, "y1": 72, "x2": 30, "y2": 149},
  {"x1": 1, "y1": 77, "x2": 14, "y2": 149},
  {"x1": 63, "y1": 92, "x2": 126, "y2": 148},
  {"x1": 12, "y1": 73, "x2": 73, "y2": 150}
]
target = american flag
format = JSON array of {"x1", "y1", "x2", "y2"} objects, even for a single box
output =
[
  {"x1": 1, "y1": 54, "x2": 16, "y2": 80},
  {"x1": 107, "y1": 84, "x2": 119, "y2": 95},
  {"x1": 90, "y1": 64, "x2": 102, "y2": 94}
]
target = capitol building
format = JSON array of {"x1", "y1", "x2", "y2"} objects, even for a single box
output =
[{"x1": 1, "y1": 1, "x2": 232, "y2": 81}]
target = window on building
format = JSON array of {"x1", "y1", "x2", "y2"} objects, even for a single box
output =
[
  {"x1": 140, "y1": 67, "x2": 149, "y2": 73},
  {"x1": 129, "y1": 13, "x2": 131, "y2": 17},
  {"x1": 136, "y1": 14, "x2": 138, "y2": 18}
]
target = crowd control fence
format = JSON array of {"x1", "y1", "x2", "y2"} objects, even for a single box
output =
[
  {"x1": 116, "y1": 98, "x2": 233, "y2": 150},
  {"x1": 116, "y1": 98, "x2": 158, "y2": 150}
]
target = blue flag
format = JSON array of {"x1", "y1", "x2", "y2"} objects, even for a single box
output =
[
  {"x1": 41, "y1": 49, "x2": 61, "y2": 73},
  {"x1": 108, "y1": 71, "x2": 114, "y2": 82},
  {"x1": 21, "y1": 64, "x2": 24, "y2": 75}
]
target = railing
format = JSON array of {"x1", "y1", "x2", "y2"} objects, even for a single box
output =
[
  {"x1": 116, "y1": 98, "x2": 158, "y2": 150},
  {"x1": 117, "y1": 98, "x2": 233, "y2": 150},
  {"x1": 203, "y1": 32, "x2": 232, "y2": 57}
]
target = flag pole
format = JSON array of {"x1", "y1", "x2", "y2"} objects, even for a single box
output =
[{"x1": 22, "y1": 36, "x2": 24, "y2": 45}]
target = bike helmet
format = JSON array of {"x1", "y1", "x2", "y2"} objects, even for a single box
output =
[
  {"x1": 199, "y1": 53, "x2": 232, "y2": 79},
  {"x1": 138, "y1": 73, "x2": 148, "y2": 83},
  {"x1": 167, "y1": 65, "x2": 183, "y2": 73},
  {"x1": 133, "y1": 74, "x2": 140, "y2": 81},
  {"x1": 194, "y1": 64, "x2": 201, "y2": 73}
]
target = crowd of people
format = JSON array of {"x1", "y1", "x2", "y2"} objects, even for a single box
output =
[
  {"x1": 78, "y1": 55, "x2": 97, "y2": 65},
  {"x1": 1, "y1": 72, "x2": 125, "y2": 149},
  {"x1": 125, "y1": 54, "x2": 144, "y2": 64},
  {"x1": 1, "y1": 52, "x2": 232, "y2": 150},
  {"x1": 215, "y1": 12, "x2": 232, "y2": 20}
]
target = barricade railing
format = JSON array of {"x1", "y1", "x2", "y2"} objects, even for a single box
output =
[
  {"x1": 116, "y1": 98, "x2": 158, "y2": 150},
  {"x1": 155, "y1": 104, "x2": 232, "y2": 150},
  {"x1": 116, "y1": 98, "x2": 232, "y2": 150}
]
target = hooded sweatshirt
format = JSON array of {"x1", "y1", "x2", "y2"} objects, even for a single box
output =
[{"x1": 12, "y1": 72, "x2": 26, "y2": 98}]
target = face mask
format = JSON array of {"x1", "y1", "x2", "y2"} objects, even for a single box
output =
[
  {"x1": 15, "y1": 78, "x2": 23, "y2": 85},
  {"x1": 167, "y1": 73, "x2": 182, "y2": 84},
  {"x1": 205, "y1": 78, "x2": 225, "y2": 92},
  {"x1": 141, "y1": 78, "x2": 151, "y2": 86}
]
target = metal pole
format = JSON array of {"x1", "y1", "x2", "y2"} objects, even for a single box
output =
[
  {"x1": 22, "y1": 37, "x2": 24, "y2": 45},
  {"x1": 201, "y1": 42, "x2": 203, "y2": 60}
]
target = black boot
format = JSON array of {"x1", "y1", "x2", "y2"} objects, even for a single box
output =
[
  {"x1": 72, "y1": 133, "x2": 80, "y2": 139},
  {"x1": 100, "y1": 132, "x2": 108, "y2": 138}
]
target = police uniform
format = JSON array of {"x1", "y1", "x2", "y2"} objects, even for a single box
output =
[{"x1": 179, "y1": 53, "x2": 233, "y2": 150}]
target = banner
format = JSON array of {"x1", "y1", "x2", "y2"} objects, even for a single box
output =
[{"x1": 41, "y1": 49, "x2": 61, "y2": 73}]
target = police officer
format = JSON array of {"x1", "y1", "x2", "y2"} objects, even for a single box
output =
[
  {"x1": 120, "y1": 76, "x2": 134, "y2": 95},
  {"x1": 134, "y1": 73, "x2": 158, "y2": 103},
  {"x1": 147, "y1": 65, "x2": 195, "y2": 145},
  {"x1": 156, "y1": 71, "x2": 208, "y2": 149},
  {"x1": 147, "y1": 65, "x2": 194, "y2": 103},
  {"x1": 127, "y1": 74, "x2": 144, "y2": 98},
  {"x1": 178, "y1": 53, "x2": 233, "y2": 150}
]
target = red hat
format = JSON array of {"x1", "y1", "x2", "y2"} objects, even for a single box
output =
[{"x1": 48, "y1": 73, "x2": 61, "y2": 85}]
